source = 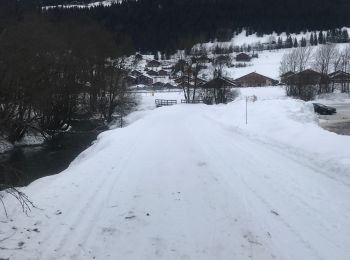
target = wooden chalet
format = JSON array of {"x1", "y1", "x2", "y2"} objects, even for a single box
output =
[
  {"x1": 174, "y1": 76, "x2": 207, "y2": 86},
  {"x1": 328, "y1": 70, "x2": 350, "y2": 92},
  {"x1": 163, "y1": 83, "x2": 176, "y2": 89},
  {"x1": 201, "y1": 77, "x2": 238, "y2": 104},
  {"x1": 280, "y1": 71, "x2": 295, "y2": 84},
  {"x1": 125, "y1": 75, "x2": 137, "y2": 86},
  {"x1": 152, "y1": 82, "x2": 165, "y2": 89},
  {"x1": 146, "y1": 60, "x2": 161, "y2": 69},
  {"x1": 287, "y1": 69, "x2": 329, "y2": 85},
  {"x1": 235, "y1": 72, "x2": 278, "y2": 87},
  {"x1": 158, "y1": 69, "x2": 169, "y2": 77},
  {"x1": 136, "y1": 74, "x2": 153, "y2": 86},
  {"x1": 130, "y1": 70, "x2": 143, "y2": 77},
  {"x1": 236, "y1": 53, "x2": 251, "y2": 62},
  {"x1": 328, "y1": 70, "x2": 350, "y2": 83},
  {"x1": 286, "y1": 69, "x2": 331, "y2": 100},
  {"x1": 194, "y1": 55, "x2": 211, "y2": 64},
  {"x1": 147, "y1": 70, "x2": 159, "y2": 76}
]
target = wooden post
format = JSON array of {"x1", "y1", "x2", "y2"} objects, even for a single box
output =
[{"x1": 245, "y1": 96, "x2": 248, "y2": 125}]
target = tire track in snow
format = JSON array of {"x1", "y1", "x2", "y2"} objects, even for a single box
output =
[
  {"x1": 37, "y1": 134, "x2": 143, "y2": 259},
  {"x1": 191, "y1": 113, "x2": 349, "y2": 260}
]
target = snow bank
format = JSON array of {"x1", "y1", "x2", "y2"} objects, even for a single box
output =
[
  {"x1": 0, "y1": 138, "x2": 13, "y2": 153},
  {"x1": 208, "y1": 98, "x2": 350, "y2": 182}
]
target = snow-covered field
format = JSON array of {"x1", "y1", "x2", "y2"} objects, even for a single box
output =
[{"x1": 1, "y1": 89, "x2": 350, "y2": 260}]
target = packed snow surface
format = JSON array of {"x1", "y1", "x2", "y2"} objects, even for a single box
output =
[{"x1": 1, "y1": 89, "x2": 350, "y2": 260}]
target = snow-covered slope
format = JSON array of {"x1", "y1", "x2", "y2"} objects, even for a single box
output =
[
  {"x1": 1, "y1": 90, "x2": 350, "y2": 260},
  {"x1": 43, "y1": 0, "x2": 121, "y2": 9}
]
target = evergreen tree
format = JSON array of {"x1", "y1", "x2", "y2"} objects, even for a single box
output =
[
  {"x1": 342, "y1": 29, "x2": 349, "y2": 43},
  {"x1": 154, "y1": 51, "x2": 159, "y2": 60},
  {"x1": 314, "y1": 32, "x2": 318, "y2": 45},
  {"x1": 293, "y1": 38, "x2": 298, "y2": 48},
  {"x1": 277, "y1": 37, "x2": 283, "y2": 49},
  {"x1": 318, "y1": 31, "x2": 324, "y2": 44},
  {"x1": 300, "y1": 37, "x2": 307, "y2": 47},
  {"x1": 326, "y1": 30, "x2": 331, "y2": 43},
  {"x1": 286, "y1": 36, "x2": 293, "y2": 48},
  {"x1": 310, "y1": 33, "x2": 314, "y2": 46}
]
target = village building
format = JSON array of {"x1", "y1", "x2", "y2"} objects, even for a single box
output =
[
  {"x1": 163, "y1": 83, "x2": 176, "y2": 89},
  {"x1": 135, "y1": 53, "x2": 143, "y2": 60},
  {"x1": 130, "y1": 70, "x2": 143, "y2": 77},
  {"x1": 201, "y1": 77, "x2": 238, "y2": 104},
  {"x1": 136, "y1": 74, "x2": 153, "y2": 86},
  {"x1": 158, "y1": 69, "x2": 169, "y2": 77},
  {"x1": 174, "y1": 76, "x2": 207, "y2": 86},
  {"x1": 235, "y1": 53, "x2": 251, "y2": 62},
  {"x1": 152, "y1": 82, "x2": 165, "y2": 89},
  {"x1": 280, "y1": 71, "x2": 295, "y2": 84},
  {"x1": 125, "y1": 75, "x2": 137, "y2": 86},
  {"x1": 147, "y1": 70, "x2": 159, "y2": 77},
  {"x1": 146, "y1": 60, "x2": 161, "y2": 69},
  {"x1": 286, "y1": 69, "x2": 330, "y2": 100},
  {"x1": 235, "y1": 72, "x2": 278, "y2": 87},
  {"x1": 328, "y1": 70, "x2": 350, "y2": 92},
  {"x1": 194, "y1": 55, "x2": 211, "y2": 64}
]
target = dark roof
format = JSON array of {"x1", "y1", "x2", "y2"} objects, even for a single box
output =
[
  {"x1": 158, "y1": 69, "x2": 168, "y2": 75},
  {"x1": 152, "y1": 81, "x2": 165, "y2": 86},
  {"x1": 163, "y1": 83, "x2": 176, "y2": 88},
  {"x1": 287, "y1": 69, "x2": 329, "y2": 85},
  {"x1": 201, "y1": 77, "x2": 238, "y2": 89},
  {"x1": 174, "y1": 76, "x2": 207, "y2": 86},
  {"x1": 281, "y1": 71, "x2": 295, "y2": 78},
  {"x1": 236, "y1": 72, "x2": 277, "y2": 83},
  {"x1": 147, "y1": 60, "x2": 161, "y2": 67},
  {"x1": 328, "y1": 70, "x2": 350, "y2": 83},
  {"x1": 328, "y1": 70, "x2": 350, "y2": 78},
  {"x1": 152, "y1": 82, "x2": 165, "y2": 88},
  {"x1": 135, "y1": 53, "x2": 143, "y2": 59},
  {"x1": 236, "y1": 53, "x2": 251, "y2": 61},
  {"x1": 137, "y1": 74, "x2": 151, "y2": 78},
  {"x1": 130, "y1": 70, "x2": 143, "y2": 77},
  {"x1": 147, "y1": 70, "x2": 159, "y2": 76}
]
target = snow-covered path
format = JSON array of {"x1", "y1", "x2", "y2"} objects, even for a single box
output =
[{"x1": 1, "y1": 104, "x2": 350, "y2": 260}]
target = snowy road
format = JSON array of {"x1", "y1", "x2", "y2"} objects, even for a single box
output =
[{"x1": 1, "y1": 104, "x2": 350, "y2": 260}]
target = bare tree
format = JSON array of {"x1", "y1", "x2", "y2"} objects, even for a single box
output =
[
  {"x1": 313, "y1": 44, "x2": 339, "y2": 75},
  {"x1": 98, "y1": 58, "x2": 131, "y2": 123},
  {"x1": 0, "y1": 164, "x2": 35, "y2": 218},
  {"x1": 280, "y1": 46, "x2": 312, "y2": 75},
  {"x1": 213, "y1": 54, "x2": 231, "y2": 77}
]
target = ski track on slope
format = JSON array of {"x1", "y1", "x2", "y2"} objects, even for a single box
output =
[{"x1": 1, "y1": 105, "x2": 350, "y2": 260}]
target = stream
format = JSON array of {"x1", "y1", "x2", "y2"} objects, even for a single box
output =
[{"x1": 0, "y1": 119, "x2": 107, "y2": 187}]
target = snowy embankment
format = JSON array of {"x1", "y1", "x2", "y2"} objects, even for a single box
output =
[
  {"x1": 1, "y1": 89, "x2": 350, "y2": 260},
  {"x1": 0, "y1": 133, "x2": 46, "y2": 154},
  {"x1": 0, "y1": 139, "x2": 13, "y2": 154}
]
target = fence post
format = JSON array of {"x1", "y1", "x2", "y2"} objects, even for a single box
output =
[{"x1": 245, "y1": 96, "x2": 248, "y2": 125}]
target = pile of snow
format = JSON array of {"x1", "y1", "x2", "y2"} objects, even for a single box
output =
[
  {"x1": 315, "y1": 92, "x2": 350, "y2": 104},
  {"x1": 14, "y1": 132, "x2": 46, "y2": 147},
  {"x1": 0, "y1": 138, "x2": 13, "y2": 154}
]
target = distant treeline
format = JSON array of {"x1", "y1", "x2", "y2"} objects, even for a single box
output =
[{"x1": 40, "y1": 0, "x2": 350, "y2": 52}]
